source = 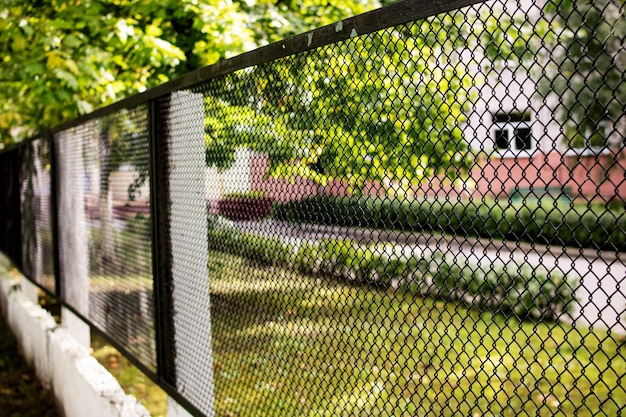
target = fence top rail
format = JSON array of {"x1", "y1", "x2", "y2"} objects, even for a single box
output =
[{"x1": 0, "y1": 0, "x2": 484, "y2": 154}]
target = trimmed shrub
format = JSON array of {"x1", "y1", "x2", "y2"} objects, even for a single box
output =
[
  {"x1": 273, "y1": 196, "x2": 625, "y2": 251},
  {"x1": 207, "y1": 217, "x2": 577, "y2": 321}
]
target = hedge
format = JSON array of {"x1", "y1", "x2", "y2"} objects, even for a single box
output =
[
  {"x1": 272, "y1": 196, "x2": 626, "y2": 251},
  {"x1": 207, "y1": 216, "x2": 577, "y2": 321}
]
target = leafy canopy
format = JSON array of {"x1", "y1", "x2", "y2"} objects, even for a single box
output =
[
  {"x1": 2, "y1": 0, "x2": 477, "y2": 192},
  {"x1": 204, "y1": 14, "x2": 476, "y2": 191},
  {"x1": 0, "y1": 0, "x2": 385, "y2": 145},
  {"x1": 543, "y1": 0, "x2": 625, "y2": 149},
  {"x1": 1, "y1": 0, "x2": 182, "y2": 143}
]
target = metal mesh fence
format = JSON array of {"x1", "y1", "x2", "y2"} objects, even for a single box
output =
[
  {"x1": 20, "y1": 138, "x2": 55, "y2": 293},
  {"x1": 54, "y1": 106, "x2": 155, "y2": 369},
  {"x1": 157, "y1": 91, "x2": 216, "y2": 414},
  {"x1": 184, "y1": 1, "x2": 624, "y2": 415},
  {"x1": 1, "y1": 0, "x2": 624, "y2": 415}
]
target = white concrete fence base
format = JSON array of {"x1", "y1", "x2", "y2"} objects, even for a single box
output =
[
  {"x1": 0, "y1": 252, "x2": 150, "y2": 417},
  {"x1": 167, "y1": 397, "x2": 195, "y2": 417}
]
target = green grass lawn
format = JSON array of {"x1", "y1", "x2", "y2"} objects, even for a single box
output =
[
  {"x1": 208, "y1": 250, "x2": 625, "y2": 417},
  {"x1": 91, "y1": 334, "x2": 167, "y2": 417}
]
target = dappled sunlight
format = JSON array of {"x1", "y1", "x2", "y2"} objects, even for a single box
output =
[{"x1": 209, "y1": 251, "x2": 625, "y2": 417}]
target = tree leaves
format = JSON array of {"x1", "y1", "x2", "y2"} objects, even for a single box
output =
[
  {"x1": 203, "y1": 17, "x2": 475, "y2": 192},
  {"x1": 1, "y1": 0, "x2": 479, "y2": 192},
  {"x1": 542, "y1": 0, "x2": 625, "y2": 149},
  {"x1": 1, "y1": 0, "x2": 383, "y2": 146},
  {"x1": 0, "y1": 0, "x2": 254, "y2": 144}
]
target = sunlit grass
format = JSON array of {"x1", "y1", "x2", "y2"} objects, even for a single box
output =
[
  {"x1": 209, "y1": 250, "x2": 625, "y2": 417},
  {"x1": 89, "y1": 274, "x2": 152, "y2": 292},
  {"x1": 91, "y1": 334, "x2": 167, "y2": 417}
]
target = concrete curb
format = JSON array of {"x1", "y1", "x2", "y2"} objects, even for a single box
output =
[{"x1": 0, "y1": 252, "x2": 149, "y2": 417}]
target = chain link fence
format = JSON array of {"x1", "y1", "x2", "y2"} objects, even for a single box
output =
[
  {"x1": 20, "y1": 138, "x2": 56, "y2": 293},
  {"x1": 54, "y1": 106, "x2": 156, "y2": 369},
  {"x1": 1, "y1": 0, "x2": 625, "y2": 415}
]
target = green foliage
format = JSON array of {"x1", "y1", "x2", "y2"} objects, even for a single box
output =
[
  {"x1": 222, "y1": 190, "x2": 267, "y2": 199},
  {"x1": 3, "y1": 0, "x2": 479, "y2": 190},
  {"x1": 204, "y1": 95, "x2": 296, "y2": 172},
  {"x1": 208, "y1": 216, "x2": 296, "y2": 266},
  {"x1": 478, "y1": 4, "x2": 552, "y2": 66},
  {"x1": 236, "y1": 0, "x2": 384, "y2": 46},
  {"x1": 273, "y1": 196, "x2": 626, "y2": 251},
  {"x1": 0, "y1": 0, "x2": 194, "y2": 143},
  {"x1": 204, "y1": 13, "x2": 476, "y2": 191},
  {"x1": 0, "y1": 0, "x2": 384, "y2": 146},
  {"x1": 207, "y1": 214, "x2": 577, "y2": 320},
  {"x1": 542, "y1": 0, "x2": 625, "y2": 149}
]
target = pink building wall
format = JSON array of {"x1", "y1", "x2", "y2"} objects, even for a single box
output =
[
  {"x1": 249, "y1": 153, "x2": 385, "y2": 202},
  {"x1": 249, "y1": 150, "x2": 626, "y2": 204},
  {"x1": 249, "y1": 153, "x2": 321, "y2": 202},
  {"x1": 561, "y1": 152, "x2": 626, "y2": 201},
  {"x1": 471, "y1": 151, "x2": 626, "y2": 202}
]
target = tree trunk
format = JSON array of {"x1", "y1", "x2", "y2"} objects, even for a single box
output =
[{"x1": 98, "y1": 125, "x2": 116, "y2": 270}]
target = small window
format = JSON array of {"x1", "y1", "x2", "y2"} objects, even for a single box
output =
[
  {"x1": 495, "y1": 129, "x2": 510, "y2": 149},
  {"x1": 493, "y1": 112, "x2": 531, "y2": 123},
  {"x1": 515, "y1": 127, "x2": 532, "y2": 150},
  {"x1": 491, "y1": 112, "x2": 533, "y2": 153}
]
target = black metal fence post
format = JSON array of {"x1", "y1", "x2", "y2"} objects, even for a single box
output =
[
  {"x1": 47, "y1": 132, "x2": 63, "y2": 298},
  {"x1": 0, "y1": 148, "x2": 23, "y2": 268},
  {"x1": 149, "y1": 95, "x2": 208, "y2": 417},
  {"x1": 148, "y1": 96, "x2": 177, "y2": 387}
]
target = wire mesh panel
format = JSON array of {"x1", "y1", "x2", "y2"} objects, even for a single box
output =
[
  {"x1": 1, "y1": 0, "x2": 624, "y2": 415},
  {"x1": 156, "y1": 91, "x2": 216, "y2": 415},
  {"x1": 159, "y1": 0, "x2": 626, "y2": 415},
  {"x1": 54, "y1": 106, "x2": 156, "y2": 369},
  {"x1": 20, "y1": 138, "x2": 55, "y2": 292}
]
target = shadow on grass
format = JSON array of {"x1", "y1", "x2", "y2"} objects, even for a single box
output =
[{"x1": 208, "y1": 250, "x2": 625, "y2": 417}]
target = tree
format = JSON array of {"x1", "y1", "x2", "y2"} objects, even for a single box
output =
[
  {"x1": 236, "y1": 0, "x2": 384, "y2": 46},
  {"x1": 0, "y1": 0, "x2": 386, "y2": 145},
  {"x1": 204, "y1": 14, "x2": 475, "y2": 194},
  {"x1": 0, "y1": 0, "x2": 257, "y2": 145},
  {"x1": 542, "y1": 0, "x2": 625, "y2": 149}
]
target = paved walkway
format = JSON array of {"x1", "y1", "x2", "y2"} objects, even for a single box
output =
[{"x1": 232, "y1": 219, "x2": 626, "y2": 334}]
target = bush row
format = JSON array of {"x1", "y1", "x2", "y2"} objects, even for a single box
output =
[
  {"x1": 272, "y1": 196, "x2": 626, "y2": 251},
  {"x1": 207, "y1": 216, "x2": 576, "y2": 321}
]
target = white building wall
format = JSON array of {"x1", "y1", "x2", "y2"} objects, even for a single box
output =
[
  {"x1": 205, "y1": 147, "x2": 252, "y2": 200},
  {"x1": 461, "y1": 0, "x2": 566, "y2": 156}
]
